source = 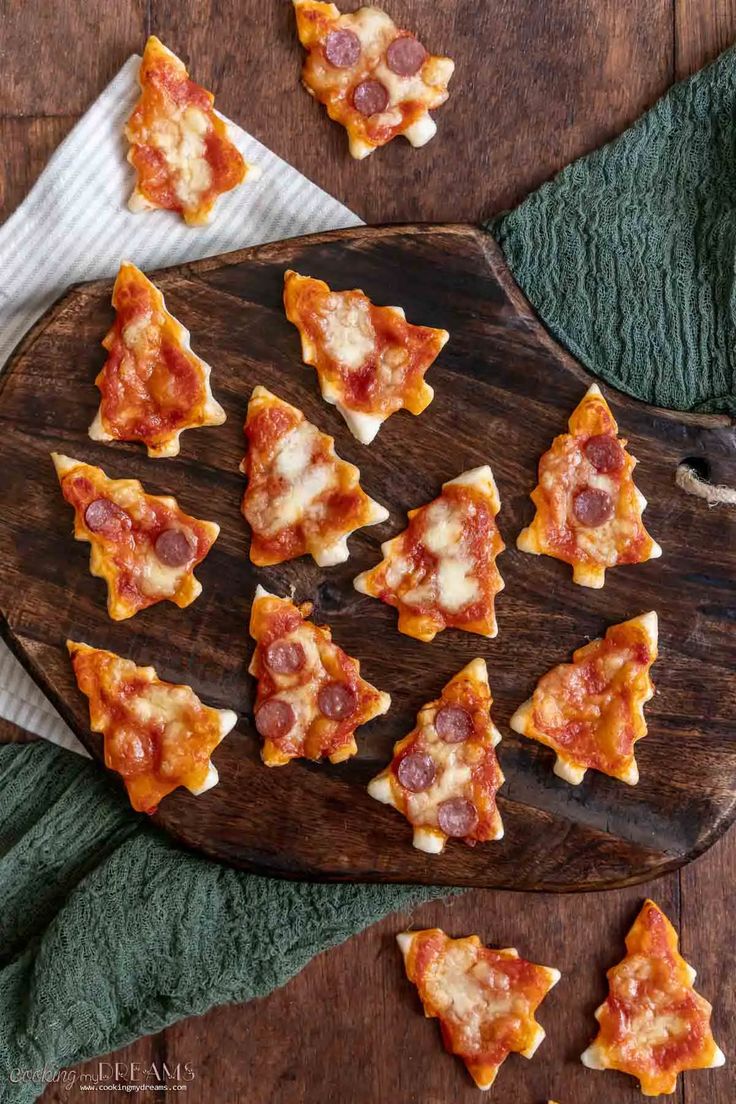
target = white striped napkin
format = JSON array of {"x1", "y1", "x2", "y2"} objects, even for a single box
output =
[{"x1": 0, "y1": 55, "x2": 361, "y2": 756}]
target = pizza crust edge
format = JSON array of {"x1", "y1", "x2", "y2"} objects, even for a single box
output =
[
  {"x1": 396, "y1": 930, "x2": 561, "y2": 1090},
  {"x1": 368, "y1": 656, "x2": 504, "y2": 854},
  {"x1": 509, "y1": 611, "x2": 658, "y2": 786},
  {"x1": 52, "y1": 452, "x2": 221, "y2": 621},
  {"x1": 89, "y1": 262, "x2": 226, "y2": 459},
  {"x1": 67, "y1": 638, "x2": 237, "y2": 797},
  {"x1": 242, "y1": 385, "x2": 389, "y2": 567}
]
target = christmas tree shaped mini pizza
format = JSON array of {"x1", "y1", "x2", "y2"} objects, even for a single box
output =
[
  {"x1": 582, "y1": 899, "x2": 725, "y2": 1095},
  {"x1": 517, "y1": 384, "x2": 661, "y2": 588},
  {"x1": 53, "y1": 453, "x2": 219, "y2": 621},
  {"x1": 249, "y1": 586, "x2": 390, "y2": 766},
  {"x1": 368, "y1": 659, "x2": 504, "y2": 853},
  {"x1": 125, "y1": 36, "x2": 255, "y2": 225},
  {"x1": 510, "y1": 611, "x2": 658, "y2": 785},
  {"x1": 354, "y1": 467, "x2": 505, "y2": 642},
  {"x1": 283, "y1": 269, "x2": 448, "y2": 444},
  {"x1": 397, "y1": 929, "x2": 560, "y2": 1091},
  {"x1": 240, "y1": 386, "x2": 388, "y2": 566},
  {"x1": 293, "y1": 0, "x2": 454, "y2": 159},
  {"x1": 90, "y1": 262, "x2": 226, "y2": 458},
  {"x1": 69, "y1": 640, "x2": 237, "y2": 815}
]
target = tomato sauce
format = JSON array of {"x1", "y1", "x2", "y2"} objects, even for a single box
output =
[{"x1": 62, "y1": 462, "x2": 213, "y2": 615}]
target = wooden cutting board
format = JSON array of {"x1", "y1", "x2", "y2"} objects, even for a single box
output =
[{"x1": 1, "y1": 224, "x2": 735, "y2": 890}]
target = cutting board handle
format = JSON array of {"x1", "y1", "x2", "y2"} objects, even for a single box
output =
[{"x1": 674, "y1": 422, "x2": 736, "y2": 505}]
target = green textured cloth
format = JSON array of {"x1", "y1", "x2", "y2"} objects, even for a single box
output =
[
  {"x1": 0, "y1": 743, "x2": 439, "y2": 1103},
  {"x1": 491, "y1": 45, "x2": 736, "y2": 414}
]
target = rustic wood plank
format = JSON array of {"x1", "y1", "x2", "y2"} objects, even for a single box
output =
[
  {"x1": 679, "y1": 830, "x2": 736, "y2": 1104},
  {"x1": 3, "y1": 225, "x2": 734, "y2": 891},
  {"x1": 44, "y1": 875, "x2": 686, "y2": 1104},
  {"x1": 39, "y1": 1037, "x2": 163, "y2": 1103},
  {"x1": 0, "y1": 0, "x2": 145, "y2": 116},
  {"x1": 0, "y1": 717, "x2": 37, "y2": 743},
  {"x1": 0, "y1": 117, "x2": 78, "y2": 222},
  {"x1": 151, "y1": 0, "x2": 673, "y2": 222},
  {"x1": 675, "y1": 1, "x2": 736, "y2": 78}
]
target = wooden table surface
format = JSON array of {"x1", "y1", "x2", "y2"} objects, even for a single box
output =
[{"x1": 1, "y1": 2, "x2": 734, "y2": 1102}]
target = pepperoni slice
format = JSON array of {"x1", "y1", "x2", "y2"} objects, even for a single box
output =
[
  {"x1": 324, "y1": 27, "x2": 361, "y2": 68},
  {"x1": 584, "y1": 434, "x2": 624, "y2": 474},
  {"x1": 572, "y1": 487, "x2": 615, "y2": 528},
  {"x1": 318, "y1": 682, "x2": 357, "y2": 720},
  {"x1": 265, "y1": 639, "x2": 305, "y2": 675},
  {"x1": 435, "y1": 705, "x2": 473, "y2": 744},
  {"x1": 84, "y1": 498, "x2": 131, "y2": 536},
  {"x1": 397, "y1": 751, "x2": 436, "y2": 792},
  {"x1": 353, "y1": 80, "x2": 389, "y2": 116},
  {"x1": 154, "y1": 529, "x2": 193, "y2": 567},
  {"x1": 255, "y1": 699, "x2": 295, "y2": 740},
  {"x1": 386, "y1": 35, "x2": 427, "y2": 77},
  {"x1": 437, "y1": 797, "x2": 479, "y2": 838}
]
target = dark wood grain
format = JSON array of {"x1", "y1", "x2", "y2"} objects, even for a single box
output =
[
  {"x1": 1, "y1": 224, "x2": 734, "y2": 891},
  {"x1": 0, "y1": 117, "x2": 79, "y2": 219},
  {"x1": 0, "y1": 1, "x2": 674, "y2": 227},
  {"x1": 0, "y1": 717, "x2": 38, "y2": 743},
  {"x1": 0, "y1": 0, "x2": 145, "y2": 116},
  {"x1": 675, "y1": 0, "x2": 736, "y2": 77},
  {"x1": 151, "y1": 0, "x2": 674, "y2": 223},
  {"x1": 41, "y1": 872, "x2": 699, "y2": 1104},
  {"x1": 679, "y1": 824, "x2": 736, "y2": 1103}
]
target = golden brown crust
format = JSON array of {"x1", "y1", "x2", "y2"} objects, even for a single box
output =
[
  {"x1": 581, "y1": 899, "x2": 725, "y2": 1095},
  {"x1": 517, "y1": 385, "x2": 661, "y2": 588},
  {"x1": 52, "y1": 452, "x2": 219, "y2": 620},
  {"x1": 68, "y1": 640, "x2": 236, "y2": 813}
]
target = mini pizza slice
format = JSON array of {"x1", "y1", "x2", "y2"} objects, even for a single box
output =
[
  {"x1": 582, "y1": 899, "x2": 725, "y2": 1096},
  {"x1": 90, "y1": 262, "x2": 226, "y2": 459},
  {"x1": 240, "y1": 386, "x2": 388, "y2": 566},
  {"x1": 368, "y1": 658, "x2": 504, "y2": 853},
  {"x1": 68, "y1": 640, "x2": 237, "y2": 814},
  {"x1": 249, "y1": 585, "x2": 390, "y2": 765},
  {"x1": 283, "y1": 269, "x2": 448, "y2": 444},
  {"x1": 125, "y1": 36, "x2": 255, "y2": 225},
  {"x1": 293, "y1": 1, "x2": 454, "y2": 159},
  {"x1": 53, "y1": 453, "x2": 219, "y2": 621},
  {"x1": 354, "y1": 466, "x2": 504, "y2": 642},
  {"x1": 397, "y1": 929, "x2": 560, "y2": 1091},
  {"x1": 510, "y1": 611, "x2": 657, "y2": 785},
  {"x1": 517, "y1": 384, "x2": 662, "y2": 588}
]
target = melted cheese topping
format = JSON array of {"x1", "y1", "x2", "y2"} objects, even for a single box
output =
[
  {"x1": 390, "y1": 499, "x2": 479, "y2": 612},
  {"x1": 321, "y1": 293, "x2": 376, "y2": 371},
  {"x1": 430, "y1": 943, "x2": 517, "y2": 1047},
  {"x1": 242, "y1": 387, "x2": 388, "y2": 566},
  {"x1": 294, "y1": 1, "x2": 455, "y2": 158},
  {"x1": 399, "y1": 930, "x2": 560, "y2": 1090},
  {"x1": 582, "y1": 900, "x2": 724, "y2": 1094},
  {"x1": 146, "y1": 105, "x2": 213, "y2": 209},
  {"x1": 248, "y1": 588, "x2": 390, "y2": 765},
  {"x1": 268, "y1": 422, "x2": 337, "y2": 533},
  {"x1": 52, "y1": 452, "x2": 218, "y2": 621},
  {"x1": 68, "y1": 640, "x2": 235, "y2": 813},
  {"x1": 517, "y1": 384, "x2": 661, "y2": 587},
  {"x1": 355, "y1": 466, "x2": 504, "y2": 641},
  {"x1": 510, "y1": 612, "x2": 657, "y2": 785}
]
